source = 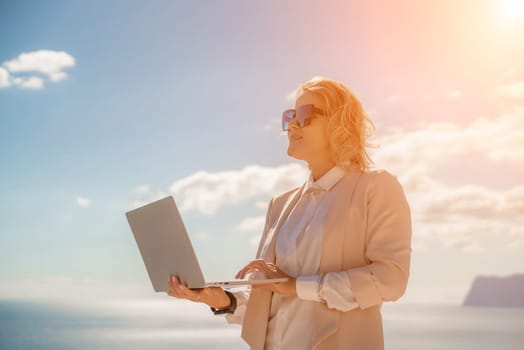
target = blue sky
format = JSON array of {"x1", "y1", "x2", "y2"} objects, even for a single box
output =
[{"x1": 1, "y1": 0, "x2": 523, "y2": 304}]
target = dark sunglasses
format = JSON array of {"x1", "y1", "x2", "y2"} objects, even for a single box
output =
[{"x1": 281, "y1": 104, "x2": 326, "y2": 131}]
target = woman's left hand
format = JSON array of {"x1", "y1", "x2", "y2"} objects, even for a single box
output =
[{"x1": 236, "y1": 259, "x2": 297, "y2": 297}]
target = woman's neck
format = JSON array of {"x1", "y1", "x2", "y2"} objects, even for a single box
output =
[{"x1": 308, "y1": 158, "x2": 336, "y2": 182}]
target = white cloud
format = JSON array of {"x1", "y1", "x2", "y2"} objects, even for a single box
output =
[
  {"x1": 285, "y1": 87, "x2": 299, "y2": 102},
  {"x1": 366, "y1": 108, "x2": 377, "y2": 117},
  {"x1": 1, "y1": 49, "x2": 75, "y2": 90},
  {"x1": 250, "y1": 234, "x2": 262, "y2": 247},
  {"x1": 372, "y1": 106, "x2": 524, "y2": 179},
  {"x1": 508, "y1": 237, "x2": 523, "y2": 250},
  {"x1": 385, "y1": 94, "x2": 401, "y2": 103},
  {"x1": 194, "y1": 232, "x2": 210, "y2": 241},
  {"x1": 263, "y1": 117, "x2": 280, "y2": 132},
  {"x1": 406, "y1": 177, "x2": 524, "y2": 252},
  {"x1": 3, "y1": 50, "x2": 75, "y2": 79},
  {"x1": 0, "y1": 67, "x2": 10, "y2": 88},
  {"x1": 168, "y1": 163, "x2": 308, "y2": 215},
  {"x1": 235, "y1": 214, "x2": 269, "y2": 248},
  {"x1": 133, "y1": 184, "x2": 151, "y2": 194},
  {"x1": 370, "y1": 106, "x2": 524, "y2": 253},
  {"x1": 75, "y1": 196, "x2": 91, "y2": 208},
  {"x1": 12, "y1": 76, "x2": 44, "y2": 90},
  {"x1": 419, "y1": 184, "x2": 524, "y2": 222},
  {"x1": 48, "y1": 71, "x2": 67, "y2": 82},
  {"x1": 444, "y1": 89, "x2": 462, "y2": 99},
  {"x1": 495, "y1": 80, "x2": 524, "y2": 99},
  {"x1": 235, "y1": 215, "x2": 265, "y2": 233},
  {"x1": 462, "y1": 243, "x2": 485, "y2": 253},
  {"x1": 419, "y1": 89, "x2": 462, "y2": 102},
  {"x1": 254, "y1": 200, "x2": 269, "y2": 209},
  {"x1": 501, "y1": 66, "x2": 520, "y2": 80}
]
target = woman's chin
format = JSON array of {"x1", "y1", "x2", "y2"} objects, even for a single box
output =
[{"x1": 287, "y1": 148, "x2": 306, "y2": 161}]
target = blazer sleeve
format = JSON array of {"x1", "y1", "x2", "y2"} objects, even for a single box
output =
[{"x1": 346, "y1": 170, "x2": 412, "y2": 310}]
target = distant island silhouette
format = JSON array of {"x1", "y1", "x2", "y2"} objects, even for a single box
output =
[{"x1": 463, "y1": 273, "x2": 524, "y2": 308}]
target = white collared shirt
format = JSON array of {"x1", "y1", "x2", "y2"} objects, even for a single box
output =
[{"x1": 225, "y1": 165, "x2": 360, "y2": 349}]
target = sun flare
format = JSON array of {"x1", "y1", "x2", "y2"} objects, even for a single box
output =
[{"x1": 499, "y1": 0, "x2": 522, "y2": 22}]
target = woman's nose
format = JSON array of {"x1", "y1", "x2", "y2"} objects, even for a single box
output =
[{"x1": 288, "y1": 118, "x2": 300, "y2": 129}]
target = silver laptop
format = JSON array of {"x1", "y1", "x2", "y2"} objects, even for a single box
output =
[{"x1": 125, "y1": 195, "x2": 287, "y2": 292}]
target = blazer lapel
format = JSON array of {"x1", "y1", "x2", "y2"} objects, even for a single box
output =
[
  {"x1": 241, "y1": 287, "x2": 272, "y2": 350},
  {"x1": 260, "y1": 182, "x2": 306, "y2": 263},
  {"x1": 312, "y1": 171, "x2": 363, "y2": 349},
  {"x1": 242, "y1": 182, "x2": 305, "y2": 350},
  {"x1": 319, "y1": 172, "x2": 362, "y2": 273}
]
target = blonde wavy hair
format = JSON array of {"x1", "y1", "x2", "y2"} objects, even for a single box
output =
[{"x1": 293, "y1": 76, "x2": 378, "y2": 172}]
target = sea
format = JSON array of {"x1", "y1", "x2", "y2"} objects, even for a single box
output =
[{"x1": 0, "y1": 298, "x2": 523, "y2": 350}]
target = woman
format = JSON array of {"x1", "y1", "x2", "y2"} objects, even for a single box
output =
[{"x1": 167, "y1": 76, "x2": 412, "y2": 350}]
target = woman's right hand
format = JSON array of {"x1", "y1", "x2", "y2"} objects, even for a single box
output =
[{"x1": 167, "y1": 275, "x2": 231, "y2": 309}]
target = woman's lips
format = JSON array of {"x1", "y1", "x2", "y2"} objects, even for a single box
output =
[{"x1": 291, "y1": 135, "x2": 303, "y2": 141}]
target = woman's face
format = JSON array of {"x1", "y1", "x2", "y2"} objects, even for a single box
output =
[{"x1": 286, "y1": 91, "x2": 332, "y2": 163}]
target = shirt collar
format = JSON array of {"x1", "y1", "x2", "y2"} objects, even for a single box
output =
[{"x1": 302, "y1": 165, "x2": 346, "y2": 195}]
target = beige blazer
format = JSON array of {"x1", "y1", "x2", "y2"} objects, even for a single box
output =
[{"x1": 241, "y1": 169, "x2": 412, "y2": 350}]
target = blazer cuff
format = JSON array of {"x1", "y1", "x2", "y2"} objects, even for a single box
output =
[{"x1": 296, "y1": 275, "x2": 322, "y2": 302}]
